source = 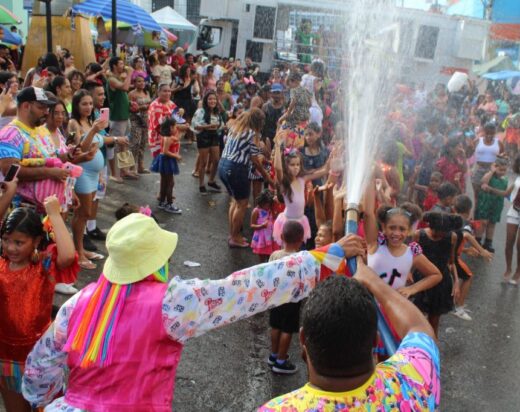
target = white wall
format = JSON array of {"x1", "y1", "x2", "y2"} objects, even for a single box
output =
[{"x1": 397, "y1": 8, "x2": 489, "y2": 86}]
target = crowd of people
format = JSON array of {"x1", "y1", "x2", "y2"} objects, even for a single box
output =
[{"x1": 0, "y1": 42, "x2": 519, "y2": 411}]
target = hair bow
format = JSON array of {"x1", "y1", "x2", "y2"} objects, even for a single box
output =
[
  {"x1": 42, "y1": 215, "x2": 55, "y2": 241},
  {"x1": 284, "y1": 147, "x2": 299, "y2": 156},
  {"x1": 139, "y1": 206, "x2": 152, "y2": 217},
  {"x1": 244, "y1": 76, "x2": 256, "y2": 85}
]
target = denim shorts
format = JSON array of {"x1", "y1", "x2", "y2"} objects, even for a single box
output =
[{"x1": 218, "y1": 158, "x2": 250, "y2": 200}]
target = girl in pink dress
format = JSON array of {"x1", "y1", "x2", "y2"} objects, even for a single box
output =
[
  {"x1": 250, "y1": 190, "x2": 278, "y2": 262},
  {"x1": 273, "y1": 144, "x2": 329, "y2": 246}
]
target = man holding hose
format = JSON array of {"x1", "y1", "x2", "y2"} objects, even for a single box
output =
[{"x1": 260, "y1": 257, "x2": 439, "y2": 411}]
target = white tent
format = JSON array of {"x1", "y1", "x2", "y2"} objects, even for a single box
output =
[{"x1": 151, "y1": 6, "x2": 197, "y2": 32}]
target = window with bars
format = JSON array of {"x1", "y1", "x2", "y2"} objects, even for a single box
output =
[
  {"x1": 187, "y1": 0, "x2": 202, "y2": 24},
  {"x1": 414, "y1": 25, "x2": 439, "y2": 60},
  {"x1": 254, "y1": 6, "x2": 276, "y2": 39},
  {"x1": 152, "y1": 0, "x2": 174, "y2": 12}
]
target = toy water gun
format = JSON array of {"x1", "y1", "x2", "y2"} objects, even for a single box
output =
[{"x1": 20, "y1": 157, "x2": 83, "y2": 178}]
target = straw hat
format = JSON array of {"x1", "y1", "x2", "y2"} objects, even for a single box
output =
[{"x1": 103, "y1": 213, "x2": 178, "y2": 285}]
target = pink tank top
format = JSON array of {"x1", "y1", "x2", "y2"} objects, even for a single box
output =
[
  {"x1": 65, "y1": 280, "x2": 183, "y2": 411},
  {"x1": 283, "y1": 177, "x2": 305, "y2": 219}
]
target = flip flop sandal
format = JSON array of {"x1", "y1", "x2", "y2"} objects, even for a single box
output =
[
  {"x1": 228, "y1": 239, "x2": 250, "y2": 248},
  {"x1": 85, "y1": 252, "x2": 105, "y2": 261},
  {"x1": 109, "y1": 176, "x2": 124, "y2": 184},
  {"x1": 228, "y1": 235, "x2": 248, "y2": 243},
  {"x1": 122, "y1": 174, "x2": 139, "y2": 180},
  {"x1": 79, "y1": 259, "x2": 96, "y2": 270}
]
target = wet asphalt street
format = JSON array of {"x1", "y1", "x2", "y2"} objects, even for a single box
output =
[{"x1": 3, "y1": 142, "x2": 520, "y2": 411}]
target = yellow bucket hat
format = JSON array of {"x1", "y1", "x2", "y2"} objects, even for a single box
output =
[{"x1": 103, "y1": 213, "x2": 178, "y2": 285}]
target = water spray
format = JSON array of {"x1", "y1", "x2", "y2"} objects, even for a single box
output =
[
  {"x1": 344, "y1": 203, "x2": 398, "y2": 355},
  {"x1": 341, "y1": 0, "x2": 403, "y2": 355}
]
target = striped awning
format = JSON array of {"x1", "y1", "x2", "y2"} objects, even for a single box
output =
[{"x1": 72, "y1": 0, "x2": 162, "y2": 33}]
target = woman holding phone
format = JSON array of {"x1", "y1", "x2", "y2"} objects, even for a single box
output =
[
  {"x1": 0, "y1": 73, "x2": 18, "y2": 129},
  {"x1": 67, "y1": 90, "x2": 119, "y2": 270}
]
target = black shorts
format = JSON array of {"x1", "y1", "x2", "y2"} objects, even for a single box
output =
[
  {"x1": 456, "y1": 260, "x2": 471, "y2": 281},
  {"x1": 269, "y1": 301, "x2": 301, "y2": 334},
  {"x1": 197, "y1": 130, "x2": 220, "y2": 149}
]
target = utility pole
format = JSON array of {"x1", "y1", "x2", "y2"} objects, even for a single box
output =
[
  {"x1": 112, "y1": 0, "x2": 117, "y2": 56},
  {"x1": 37, "y1": 0, "x2": 52, "y2": 53}
]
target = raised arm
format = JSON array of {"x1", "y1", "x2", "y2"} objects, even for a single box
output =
[
  {"x1": 44, "y1": 196, "x2": 76, "y2": 269},
  {"x1": 332, "y1": 186, "x2": 346, "y2": 241},
  {"x1": 162, "y1": 236, "x2": 365, "y2": 343},
  {"x1": 313, "y1": 186, "x2": 326, "y2": 229},
  {"x1": 274, "y1": 142, "x2": 284, "y2": 184},
  {"x1": 364, "y1": 178, "x2": 379, "y2": 251},
  {"x1": 109, "y1": 69, "x2": 133, "y2": 92},
  {"x1": 78, "y1": 119, "x2": 108, "y2": 153}
]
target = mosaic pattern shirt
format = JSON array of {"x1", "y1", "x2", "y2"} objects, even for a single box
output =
[
  {"x1": 259, "y1": 332, "x2": 440, "y2": 411},
  {"x1": 22, "y1": 245, "x2": 345, "y2": 410},
  {"x1": 147, "y1": 99, "x2": 176, "y2": 157},
  {"x1": 0, "y1": 119, "x2": 58, "y2": 206}
]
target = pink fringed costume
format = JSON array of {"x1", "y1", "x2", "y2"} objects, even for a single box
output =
[{"x1": 273, "y1": 177, "x2": 311, "y2": 246}]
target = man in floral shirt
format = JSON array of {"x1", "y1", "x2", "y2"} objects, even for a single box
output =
[{"x1": 260, "y1": 258, "x2": 440, "y2": 411}]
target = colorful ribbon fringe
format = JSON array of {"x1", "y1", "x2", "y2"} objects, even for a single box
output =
[{"x1": 64, "y1": 264, "x2": 168, "y2": 367}]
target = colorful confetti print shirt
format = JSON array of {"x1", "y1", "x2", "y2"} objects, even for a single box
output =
[
  {"x1": 0, "y1": 119, "x2": 56, "y2": 206},
  {"x1": 259, "y1": 332, "x2": 440, "y2": 412},
  {"x1": 22, "y1": 245, "x2": 345, "y2": 410}
]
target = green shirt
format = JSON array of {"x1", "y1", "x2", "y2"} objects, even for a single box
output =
[{"x1": 107, "y1": 74, "x2": 130, "y2": 121}]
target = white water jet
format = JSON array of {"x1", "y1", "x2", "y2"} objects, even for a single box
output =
[{"x1": 343, "y1": 0, "x2": 402, "y2": 206}]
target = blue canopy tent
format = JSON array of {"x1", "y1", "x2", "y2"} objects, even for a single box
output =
[
  {"x1": 0, "y1": 26, "x2": 22, "y2": 46},
  {"x1": 482, "y1": 70, "x2": 520, "y2": 81},
  {"x1": 73, "y1": 0, "x2": 162, "y2": 54},
  {"x1": 72, "y1": 0, "x2": 162, "y2": 33}
]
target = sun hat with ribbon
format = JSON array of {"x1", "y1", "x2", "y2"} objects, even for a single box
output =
[{"x1": 103, "y1": 213, "x2": 178, "y2": 285}]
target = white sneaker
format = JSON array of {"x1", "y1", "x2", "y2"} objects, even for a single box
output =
[
  {"x1": 55, "y1": 283, "x2": 79, "y2": 295},
  {"x1": 453, "y1": 306, "x2": 472, "y2": 321}
]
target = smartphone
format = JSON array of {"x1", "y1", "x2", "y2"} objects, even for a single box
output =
[
  {"x1": 3, "y1": 164, "x2": 20, "y2": 182},
  {"x1": 100, "y1": 108, "x2": 109, "y2": 122},
  {"x1": 66, "y1": 132, "x2": 76, "y2": 146}
]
